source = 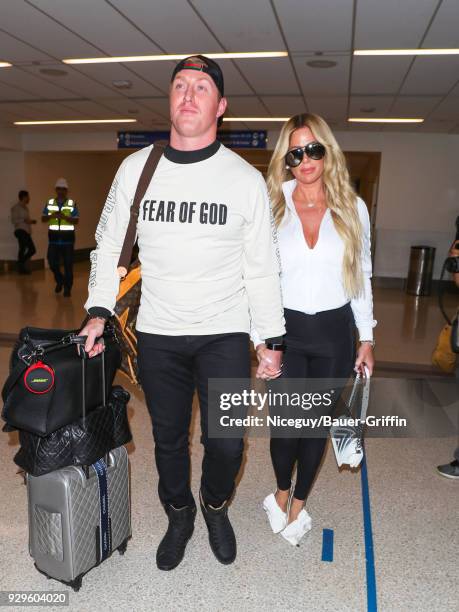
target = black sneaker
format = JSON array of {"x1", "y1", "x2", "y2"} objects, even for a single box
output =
[
  {"x1": 200, "y1": 492, "x2": 236, "y2": 565},
  {"x1": 63, "y1": 288, "x2": 71, "y2": 297},
  {"x1": 156, "y1": 504, "x2": 196, "y2": 571},
  {"x1": 437, "y1": 459, "x2": 459, "y2": 480},
  {"x1": 55, "y1": 283, "x2": 63, "y2": 293}
]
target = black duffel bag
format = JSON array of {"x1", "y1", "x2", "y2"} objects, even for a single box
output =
[
  {"x1": 14, "y1": 385, "x2": 132, "y2": 477},
  {"x1": 2, "y1": 325, "x2": 121, "y2": 436}
]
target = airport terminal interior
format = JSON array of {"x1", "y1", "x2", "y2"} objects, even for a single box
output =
[{"x1": 0, "y1": 2, "x2": 458, "y2": 612}]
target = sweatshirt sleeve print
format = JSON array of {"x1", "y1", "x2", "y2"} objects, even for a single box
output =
[
  {"x1": 85, "y1": 158, "x2": 132, "y2": 314},
  {"x1": 243, "y1": 174, "x2": 285, "y2": 342},
  {"x1": 350, "y1": 198, "x2": 377, "y2": 341}
]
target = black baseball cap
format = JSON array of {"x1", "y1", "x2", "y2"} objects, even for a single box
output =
[{"x1": 171, "y1": 55, "x2": 224, "y2": 98}]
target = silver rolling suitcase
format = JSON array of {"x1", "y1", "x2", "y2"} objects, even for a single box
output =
[{"x1": 27, "y1": 446, "x2": 131, "y2": 591}]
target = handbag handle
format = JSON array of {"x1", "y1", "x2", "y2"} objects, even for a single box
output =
[{"x1": 117, "y1": 141, "x2": 167, "y2": 278}]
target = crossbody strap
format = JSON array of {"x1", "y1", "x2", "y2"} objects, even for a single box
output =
[{"x1": 117, "y1": 141, "x2": 167, "y2": 278}]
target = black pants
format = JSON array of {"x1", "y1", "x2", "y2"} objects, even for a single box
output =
[
  {"x1": 270, "y1": 305, "x2": 356, "y2": 501},
  {"x1": 47, "y1": 243, "x2": 74, "y2": 290},
  {"x1": 14, "y1": 230, "x2": 36, "y2": 269},
  {"x1": 137, "y1": 331, "x2": 251, "y2": 508}
]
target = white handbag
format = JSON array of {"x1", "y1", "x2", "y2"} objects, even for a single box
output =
[{"x1": 330, "y1": 367, "x2": 370, "y2": 468}]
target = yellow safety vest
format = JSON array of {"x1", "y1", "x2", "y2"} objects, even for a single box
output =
[{"x1": 46, "y1": 198, "x2": 76, "y2": 231}]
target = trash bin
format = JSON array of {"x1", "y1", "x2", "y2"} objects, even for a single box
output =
[{"x1": 406, "y1": 245, "x2": 436, "y2": 296}]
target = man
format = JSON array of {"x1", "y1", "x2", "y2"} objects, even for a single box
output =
[
  {"x1": 42, "y1": 178, "x2": 79, "y2": 297},
  {"x1": 11, "y1": 190, "x2": 36, "y2": 274},
  {"x1": 437, "y1": 238, "x2": 459, "y2": 479},
  {"x1": 81, "y1": 55, "x2": 285, "y2": 570}
]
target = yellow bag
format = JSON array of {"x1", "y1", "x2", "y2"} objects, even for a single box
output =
[{"x1": 432, "y1": 324, "x2": 457, "y2": 373}]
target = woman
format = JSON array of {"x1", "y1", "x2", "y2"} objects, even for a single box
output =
[{"x1": 253, "y1": 113, "x2": 376, "y2": 546}]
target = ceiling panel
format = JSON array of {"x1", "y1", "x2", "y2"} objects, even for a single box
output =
[
  {"x1": 348, "y1": 96, "x2": 395, "y2": 116},
  {"x1": 401, "y1": 56, "x2": 459, "y2": 95},
  {"x1": 294, "y1": 56, "x2": 350, "y2": 96},
  {"x1": 18, "y1": 101, "x2": 82, "y2": 119},
  {"x1": 98, "y1": 97, "x2": 167, "y2": 121},
  {"x1": 109, "y1": 0, "x2": 221, "y2": 54},
  {"x1": 135, "y1": 97, "x2": 170, "y2": 118},
  {"x1": 28, "y1": 0, "x2": 161, "y2": 56},
  {"x1": 0, "y1": 31, "x2": 52, "y2": 63},
  {"x1": 0, "y1": 102, "x2": 37, "y2": 121},
  {"x1": 192, "y1": 0, "x2": 285, "y2": 51},
  {"x1": 0, "y1": 67, "x2": 76, "y2": 99},
  {"x1": 233, "y1": 58, "x2": 299, "y2": 95},
  {"x1": 422, "y1": 0, "x2": 459, "y2": 47},
  {"x1": 418, "y1": 118, "x2": 456, "y2": 132},
  {"x1": 74, "y1": 63, "x2": 164, "y2": 97},
  {"x1": 0, "y1": 1, "x2": 100, "y2": 58},
  {"x1": 225, "y1": 96, "x2": 267, "y2": 117},
  {"x1": 306, "y1": 97, "x2": 348, "y2": 121},
  {"x1": 262, "y1": 96, "x2": 305, "y2": 116},
  {"x1": 22, "y1": 65, "x2": 121, "y2": 98},
  {"x1": 354, "y1": 0, "x2": 437, "y2": 48},
  {"x1": 0, "y1": 78, "x2": 40, "y2": 101},
  {"x1": 390, "y1": 96, "x2": 442, "y2": 116},
  {"x1": 352, "y1": 57, "x2": 413, "y2": 94},
  {"x1": 56, "y1": 100, "x2": 123, "y2": 118},
  {"x1": 429, "y1": 94, "x2": 459, "y2": 121},
  {"x1": 274, "y1": 0, "x2": 353, "y2": 52}
]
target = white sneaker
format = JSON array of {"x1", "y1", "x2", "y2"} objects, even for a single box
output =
[
  {"x1": 280, "y1": 509, "x2": 312, "y2": 546},
  {"x1": 262, "y1": 493, "x2": 288, "y2": 533}
]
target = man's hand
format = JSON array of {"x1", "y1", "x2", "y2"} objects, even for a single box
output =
[
  {"x1": 255, "y1": 344, "x2": 283, "y2": 380},
  {"x1": 79, "y1": 317, "x2": 106, "y2": 358}
]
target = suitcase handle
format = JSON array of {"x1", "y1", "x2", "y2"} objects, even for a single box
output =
[{"x1": 78, "y1": 340, "x2": 107, "y2": 424}]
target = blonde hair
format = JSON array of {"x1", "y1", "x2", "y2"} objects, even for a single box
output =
[{"x1": 267, "y1": 113, "x2": 364, "y2": 298}]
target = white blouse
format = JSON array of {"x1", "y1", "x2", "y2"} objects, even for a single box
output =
[{"x1": 252, "y1": 179, "x2": 376, "y2": 346}]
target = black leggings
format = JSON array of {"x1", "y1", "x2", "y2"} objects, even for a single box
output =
[{"x1": 270, "y1": 305, "x2": 356, "y2": 501}]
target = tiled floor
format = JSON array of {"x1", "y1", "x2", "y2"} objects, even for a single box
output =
[
  {"x1": 0, "y1": 262, "x2": 457, "y2": 368},
  {"x1": 0, "y1": 264, "x2": 458, "y2": 612}
]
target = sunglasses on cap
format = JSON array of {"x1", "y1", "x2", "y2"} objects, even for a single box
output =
[{"x1": 285, "y1": 142, "x2": 326, "y2": 167}]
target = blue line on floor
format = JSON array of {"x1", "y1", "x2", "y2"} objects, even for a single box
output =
[
  {"x1": 361, "y1": 449, "x2": 377, "y2": 612},
  {"x1": 321, "y1": 528, "x2": 334, "y2": 562}
]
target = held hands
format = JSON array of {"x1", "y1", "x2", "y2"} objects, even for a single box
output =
[
  {"x1": 255, "y1": 344, "x2": 283, "y2": 380},
  {"x1": 79, "y1": 318, "x2": 106, "y2": 358},
  {"x1": 355, "y1": 342, "x2": 374, "y2": 376}
]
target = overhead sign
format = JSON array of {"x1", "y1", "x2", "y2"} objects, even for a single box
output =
[{"x1": 117, "y1": 130, "x2": 267, "y2": 149}]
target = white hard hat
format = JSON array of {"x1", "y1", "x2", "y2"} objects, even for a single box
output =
[{"x1": 55, "y1": 177, "x2": 69, "y2": 189}]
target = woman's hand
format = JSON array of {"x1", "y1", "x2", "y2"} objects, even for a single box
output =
[
  {"x1": 255, "y1": 344, "x2": 283, "y2": 380},
  {"x1": 355, "y1": 342, "x2": 374, "y2": 376}
]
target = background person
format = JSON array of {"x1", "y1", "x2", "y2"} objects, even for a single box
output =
[
  {"x1": 41, "y1": 178, "x2": 79, "y2": 297},
  {"x1": 80, "y1": 55, "x2": 285, "y2": 570},
  {"x1": 254, "y1": 113, "x2": 376, "y2": 546},
  {"x1": 437, "y1": 239, "x2": 459, "y2": 479},
  {"x1": 10, "y1": 190, "x2": 36, "y2": 274}
]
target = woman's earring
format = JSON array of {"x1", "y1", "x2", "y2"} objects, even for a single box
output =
[{"x1": 285, "y1": 165, "x2": 290, "y2": 170}]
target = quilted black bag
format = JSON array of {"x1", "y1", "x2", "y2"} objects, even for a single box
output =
[
  {"x1": 13, "y1": 385, "x2": 132, "y2": 477},
  {"x1": 2, "y1": 325, "x2": 121, "y2": 436}
]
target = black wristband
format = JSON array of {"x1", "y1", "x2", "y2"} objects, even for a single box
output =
[
  {"x1": 88, "y1": 306, "x2": 111, "y2": 320},
  {"x1": 265, "y1": 342, "x2": 285, "y2": 352}
]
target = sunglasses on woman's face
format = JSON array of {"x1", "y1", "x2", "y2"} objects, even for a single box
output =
[{"x1": 285, "y1": 141, "x2": 326, "y2": 167}]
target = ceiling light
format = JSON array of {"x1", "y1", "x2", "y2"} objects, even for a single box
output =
[
  {"x1": 39, "y1": 68, "x2": 68, "y2": 77},
  {"x1": 14, "y1": 119, "x2": 137, "y2": 125},
  {"x1": 306, "y1": 60, "x2": 337, "y2": 68},
  {"x1": 354, "y1": 48, "x2": 459, "y2": 56},
  {"x1": 112, "y1": 80, "x2": 132, "y2": 89},
  {"x1": 62, "y1": 51, "x2": 288, "y2": 65},
  {"x1": 0, "y1": 62, "x2": 12, "y2": 68},
  {"x1": 348, "y1": 118, "x2": 424, "y2": 123},
  {"x1": 223, "y1": 117, "x2": 289, "y2": 122}
]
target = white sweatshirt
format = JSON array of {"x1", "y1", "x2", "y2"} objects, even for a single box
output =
[{"x1": 85, "y1": 142, "x2": 285, "y2": 340}]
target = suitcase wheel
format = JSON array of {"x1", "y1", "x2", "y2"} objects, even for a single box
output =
[
  {"x1": 69, "y1": 576, "x2": 83, "y2": 592},
  {"x1": 118, "y1": 539, "x2": 128, "y2": 555}
]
